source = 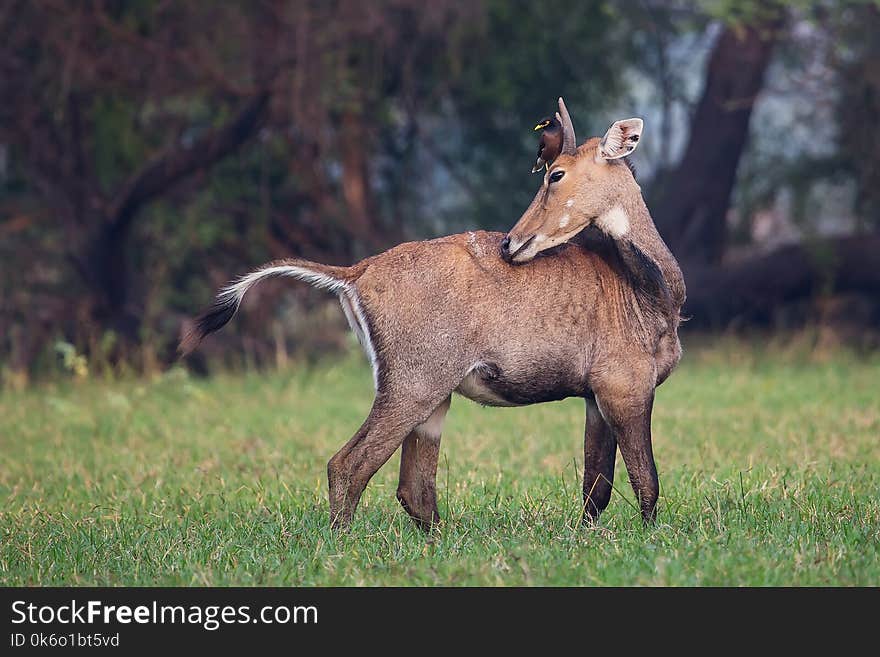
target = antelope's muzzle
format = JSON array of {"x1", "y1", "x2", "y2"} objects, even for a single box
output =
[{"x1": 500, "y1": 234, "x2": 535, "y2": 264}]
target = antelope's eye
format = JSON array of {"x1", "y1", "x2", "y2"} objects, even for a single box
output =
[{"x1": 549, "y1": 170, "x2": 565, "y2": 183}]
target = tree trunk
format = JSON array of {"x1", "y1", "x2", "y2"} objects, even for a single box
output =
[
  {"x1": 653, "y1": 20, "x2": 781, "y2": 265},
  {"x1": 74, "y1": 92, "x2": 271, "y2": 346},
  {"x1": 834, "y1": 3, "x2": 880, "y2": 229},
  {"x1": 81, "y1": 219, "x2": 139, "y2": 340},
  {"x1": 339, "y1": 109, "x2": 382, "y2": 256}
]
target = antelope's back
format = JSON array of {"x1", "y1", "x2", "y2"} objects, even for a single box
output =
[{"x1": 350, "y1": 230, "x2": 626, "y2": 352}]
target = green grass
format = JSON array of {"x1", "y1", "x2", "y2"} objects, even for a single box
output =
[{"x1": 2, "y1": 339, "x2": 879, "y2": 586}]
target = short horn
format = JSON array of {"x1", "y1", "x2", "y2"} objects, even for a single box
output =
[{"x1": 556, "y1": 97, "x2": 577, "y2": 155}]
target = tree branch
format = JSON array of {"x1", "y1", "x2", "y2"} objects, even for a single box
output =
[
  {"x1": 683, "y1": 235, "x2": 880, "y2": 328},
  {"x1": 108, "y1": 91, "x2": 271, "y2": 232}
]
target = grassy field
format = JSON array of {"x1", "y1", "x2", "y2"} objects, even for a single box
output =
[{"x1": 1, "y1": 338, "x2": 879, "y2": 586}]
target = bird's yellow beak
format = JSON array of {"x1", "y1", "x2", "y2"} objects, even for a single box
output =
[{"x1": 533, "y1": 122, "x2": 548, "y2": 131}]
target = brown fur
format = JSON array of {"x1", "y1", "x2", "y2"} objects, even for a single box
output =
[
  {"x1": 499, "y1": 122, "x2": 685, "y2": 524},
  {"x1": 182, "y1": 112, "x2": 685, "y2": 530}
]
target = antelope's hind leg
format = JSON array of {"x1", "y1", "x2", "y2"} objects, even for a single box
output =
[
  {"x1": 582, "y1": 397, "x2": 617, "y2": 524},
  {"x1": 397, "y1": 396, "x2": 451, "y2": 531},
  {"x1": 327, "y1": 389, "x2": 450, "y2": 531}
]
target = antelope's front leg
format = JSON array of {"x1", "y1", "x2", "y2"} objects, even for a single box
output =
[
  {"x1": 582, "y1": 397, "x2": 617, "y2": 524},
  {"x1": 593, "y1": 367, "x2": 659, "y2": 524},
  {"x1": 606, "y1": 396, "x2": 659, "y2": 524}
]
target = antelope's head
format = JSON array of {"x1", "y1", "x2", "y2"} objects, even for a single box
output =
[{"x1": 500, "y1": 98, "x2": 644, "y2": 264}]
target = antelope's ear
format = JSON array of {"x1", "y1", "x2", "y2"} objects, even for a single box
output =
[{"x1": 597, "y1": 118, "x2": 643, "y2": 161}]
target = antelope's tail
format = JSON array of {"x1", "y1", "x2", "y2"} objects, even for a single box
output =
[{"x1": 179, "y1": 258, "x2": 357, "y2": 356}]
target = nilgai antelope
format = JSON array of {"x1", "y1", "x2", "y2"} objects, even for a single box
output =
[{"x1": 180, "y1": 98, "x2": 685, "y2": 530}]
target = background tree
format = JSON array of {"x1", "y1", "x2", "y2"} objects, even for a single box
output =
[
  {"x1": 1, "y1": 0, "x2": 879, "y2": 383},
  {"x1": 651, "y1": 12, "x2": 783, "y2": 264}
]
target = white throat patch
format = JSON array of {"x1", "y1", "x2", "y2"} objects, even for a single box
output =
[{"x1": 596, "y1": 205, "x2": 630, "y2": 238}]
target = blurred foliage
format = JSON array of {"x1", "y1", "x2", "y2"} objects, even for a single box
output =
[
  {"x1": 728, "y1": 1, "x2": 880, "y2": 244},
  {"x1": 54, "y1": 341, "x2": 89, "y2": 380},
  {"x1": 834, "y1": 2, "x2": 880, "y2": 230},
  {"x1": 0, "y1": 0, "x2": 878, "y2": 381}
]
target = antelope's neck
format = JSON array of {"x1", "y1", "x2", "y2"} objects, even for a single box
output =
[{"x1": 613, "y1": 195, "x2": 686, "y2": 310}]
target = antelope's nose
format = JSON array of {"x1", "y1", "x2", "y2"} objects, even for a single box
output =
[{"x1": 500, "y1": 235, "x2": 512, "y2": 262}]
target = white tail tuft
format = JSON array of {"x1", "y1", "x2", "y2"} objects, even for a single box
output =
[
  {"x1": 218, "y1": 265, "x2": 350, "y2": 310},
  {"x1": 180, "y1": 260, "x2": 353, "y2": 356}
]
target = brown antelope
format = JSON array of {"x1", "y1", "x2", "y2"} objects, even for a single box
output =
[{"x1": 180, "y1": 98, "x2": 685, "y2": 530}]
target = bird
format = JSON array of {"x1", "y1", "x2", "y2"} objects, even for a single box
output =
[{"x1": 531, "y1": 115, "x2": 562, "y2": 173}]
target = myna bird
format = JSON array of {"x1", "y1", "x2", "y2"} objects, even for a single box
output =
[{"x1": 531, "y1": 115, "x2": 562, "y2": 173}]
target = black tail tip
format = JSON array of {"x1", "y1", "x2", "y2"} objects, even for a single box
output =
[
  {"x1": 177, "y1": 324, "x2": 203, "y2": 358},
  {"x1": 178, "y1": 297, "x2": 238, "y2": 357}
]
